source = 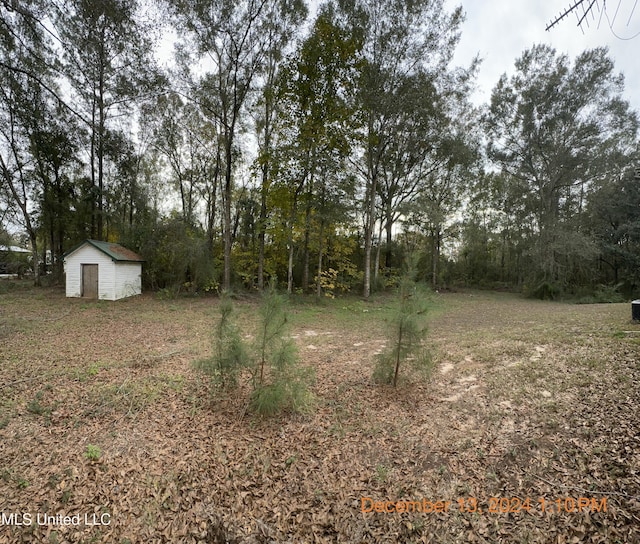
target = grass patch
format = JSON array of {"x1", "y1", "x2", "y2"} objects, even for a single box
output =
[
  {"x1": 25, "y1": 388, "x2": 56, "y2": 419},
  {"x1": 84, "y1": 444, "x2": 102, "y2": 461},
  {"x1": 86, "y1": 378, "x2": 162, "y2": 417}
]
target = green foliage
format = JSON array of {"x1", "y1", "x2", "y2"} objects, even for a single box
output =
[
  {"x1": 575, "y1": 285, "x2": 626, "y2": 304},
  {"x1": 374, "y1": 266, "x2": 433, "y2": 387},
  {"x1": 249, "y1": 367, "x2": 314, "y2": 417},
  {"x1": 138, "y1": 216, "x2": 219, "y2": 294},
  {"x1": 249, "y1": 286, "x2": 314, "y2": 416},
  {"x1": 315, "y1": 268, "x2": 341, "y2": 298},
  {"x1": 484, "y1": 46, "x2": 638, "y2": 293},
  {"x1": 193, "y1": 287, "x2": 314, "y2": 415},
  {"x1": 195, "y1": 298, "x2": 249, "y2": 390},
  {"x1": 253, "y1": 286, "x2": 289, "y2": 386},
  {"x1": 526, "y1": 281, "x2": 562, "y2": 301},
  {"x1": 322, "y1": 234, "x2": 363, "y2": 295},
  {"x1": 0, "y1": 281, "x2": 12, "y2": 295},
  {"x1": 84, "y1": 444, "x2": 101, "y2": 462},
  {"x1": 26, "y1": 390, "x2": 52, "y2": 417},
  {"x1": 585, "y1": 166, "x2": 640, "y2": 295}
]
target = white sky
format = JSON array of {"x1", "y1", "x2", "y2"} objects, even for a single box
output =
[{"x1": 445, "y1": 0, "x2": 640, "y2": 113}]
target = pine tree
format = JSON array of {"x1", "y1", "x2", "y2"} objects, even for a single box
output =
[
  {"x1": 374, "y1": 264, "x2": 433, "y2": 387},
  {"x1": 250, "y1": 286, "x2": 314, "y2": 416},
  {"x1": 195, "y1": 297, "x2": 249, "y2": 390}
]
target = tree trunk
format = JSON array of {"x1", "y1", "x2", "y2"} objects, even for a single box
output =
[
  {"x1": 287, "y1": 192, "x2": 301, "y2": 294},
  {"x1": 97, "y1": 65, "x2": 105, "y2": 240},
  {"x1": 363, "y1": 178, "x2": 378, "y2": 298},
  {"x1": 302, "y1": 171, "x2": 314, "y2": 292},
  {"x1": 222, "y1": 138, "x2": 233, "y2": 291},
  {"x1": 29, "y1": 233, "x2": 40, "y2": 287},
  {"x1": 286, "y1": 159, "x2": 310, "y2": 294},
  {"x1": 206, "y1": 149, "x2": 220, "y2": 255},
  {"x1": 374, "y1": 220, "x2": 383, "y2": 284},
  {"x1": 257, "y1": 180, "x2": 268, "y2": 290},
  {"x1": 431, "y1": 226, "x2": 440, "y2": 289},
  {"x1": 385, "y1": 206, "x2": 393, "y2": 268},
  {"x1": 90, "y1": 99, "x2": 97, "y2": 239},
  {"x1": 257, "y1": 89, "x2": 273, "y2": 291},
  {"x1": 316, "y1": 219, "x2": 325, "y2": 298},
  {"x1": 302, "y1": 207, "x2": 311, "y2": 292},
  {"x1": 363, "y1": 115, "x2": 379, "y2": 299}
]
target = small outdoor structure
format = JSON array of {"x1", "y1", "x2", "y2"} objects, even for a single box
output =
[
  {"x1": 0, "y1": 245, "x2": 30, "y2": 276},
  {"x1": 63, "y1": 240, "x2": 144, "y2": 300},
  {"x1": 632, "y1": 300, "x2": 640, "y2": 321}
]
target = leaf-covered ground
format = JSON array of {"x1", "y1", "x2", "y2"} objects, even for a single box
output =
[{"x1": 0, "y1": 285, "x2": 639, "y2": 543}]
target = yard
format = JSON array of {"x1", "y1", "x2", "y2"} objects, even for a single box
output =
[{"x1": 0, "y1": 284, "x2": 638, "y2": 543}]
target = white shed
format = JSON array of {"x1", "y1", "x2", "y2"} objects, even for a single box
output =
[{"x1": 63, "y1": 240, "x2": 144, "y2": 300}]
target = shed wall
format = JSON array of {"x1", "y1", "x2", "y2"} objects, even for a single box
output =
[
  {"x1": 64, "y1": 245, "x2": 116, "y2": 299},
  {"x1": 114, "y1": 262, "x2": 142, "y2": 300}
]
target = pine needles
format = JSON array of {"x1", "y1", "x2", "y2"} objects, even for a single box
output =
[
  {"x1": 373, "y1": 266, "x2": 433, "y2": 387},
  {"x1": 250, "y1": 286, "x2": 314, "y2": 415},
  {"x1": 196, "y1": 287, "x2": 314, "y2": 417},
  {"x1": 194, "y1": 297, "x2": 249, "y2": 390}
]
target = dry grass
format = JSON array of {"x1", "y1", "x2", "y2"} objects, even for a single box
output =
[{"x1": 0, "y1": 284, "x2": 638, "y2": 543}]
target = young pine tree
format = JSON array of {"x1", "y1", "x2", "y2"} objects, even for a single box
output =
[
  {"x1": 250, "y1": 286, "x2": 314, "y2": 416},
  {"x1": 195, "y1": 297, "x2": 249, "y2": 390},
  {"x1": 374, "y1": 266, "x2": 433, "y2": 387}
]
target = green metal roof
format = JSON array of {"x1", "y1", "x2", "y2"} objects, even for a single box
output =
[{"x1": 63, "y1": 240, "x2": 144, "y2": 262}]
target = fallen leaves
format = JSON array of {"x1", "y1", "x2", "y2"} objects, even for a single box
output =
[{"x1": 0, "y1": 290, "x2": 638, "y2": 542}]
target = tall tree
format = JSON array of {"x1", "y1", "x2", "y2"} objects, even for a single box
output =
[
  {"x1": 169, "y1": 0, "x2": 277, "y2": 291},
  {"x1": 405, "y1": 112, "x2": 480, "y2": 288},
  {"x1": 253, "y1": 0, "x2": 307, "y2": 290},
  {"x1": 0, "y1": 79, "x2": 41, "y2": 284},
  {"x1": 485, "y1": 45, "x2": 638, "y2": 289},
  {"x1": 0, "y1": 0, "x2": 58, "y2": 284},
  {"x1": 53, "y1": 0, "x2": 160, "y2": 240},
  {"x1": 29, "y1": 96, "x2": 78, "y2": 279},
  {"x1": 586, "y1": 163, "x2": 640, "y2": 292},
  {"x1": 376, "y1": 68, "x2": 478, "y2": 285},
  {"x1": 142, "y1": 92, "x2": 219, "y2": 228},
  {"x1": 333, "y1": 0, "x2": 466, "y2": 297},
  {"x1": 274, "y1": 5, "x2": 360, "y2": 293}
]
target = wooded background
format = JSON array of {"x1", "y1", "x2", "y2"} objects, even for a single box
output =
[{"x1": 1, "y1": 0, "x2": 638, "y2": 299}]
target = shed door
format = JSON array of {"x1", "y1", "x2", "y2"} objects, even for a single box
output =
[{"x1": 82, "y1": 264, "x2": 98, "y2": 298}]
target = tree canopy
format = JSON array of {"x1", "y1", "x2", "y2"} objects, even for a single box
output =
[{"x1": 1, "y1": 1, "x2": 638, "y2": 299}]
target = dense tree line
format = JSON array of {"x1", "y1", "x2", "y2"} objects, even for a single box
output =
[{"x1": 1, "y1": 0, "x2": 638, "y2": 298}]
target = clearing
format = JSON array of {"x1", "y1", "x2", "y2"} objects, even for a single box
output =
[{"x1": 0, "y1": 286, "x2": 639, "y2": 543}]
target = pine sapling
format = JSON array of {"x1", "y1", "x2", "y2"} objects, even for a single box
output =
[
  {"x1": 254, "y1": 285, "x2": 288, "y2": 387},
  {"x1": 250, "y1": 286, "x2": 314, "y2": 415},
  {"x1": 374, "y1": 267, "x2": 432, "y2": 387},
  {"x1": 195, "y1": 297, "x2": 249, "y2": 390}
]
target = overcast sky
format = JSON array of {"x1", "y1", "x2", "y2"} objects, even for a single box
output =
[{"x1": 445, "y1": 0, "x2": 640, "y2": 113}]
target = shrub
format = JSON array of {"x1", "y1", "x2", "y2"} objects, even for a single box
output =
[
  {"x1": 194, "y1": 288, "x2": 314, "y2": 416},
  {"x1": 84, "y1": 444, "x2": 101, "y2": 461},
  {"x1": 526, "y1": 281, "x2": 562, "y2": 300},
  {"x1": 575, "y1": 284, "x2": 626, "y2": 304}
]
